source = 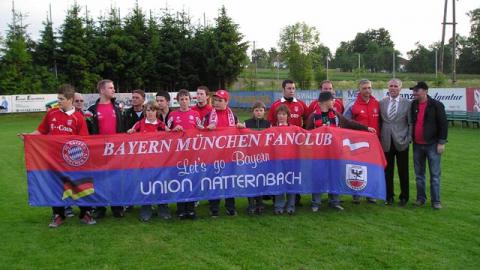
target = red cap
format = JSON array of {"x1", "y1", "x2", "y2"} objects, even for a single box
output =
[{"x1": 213, "y1": 89, "x2": 229, "y2": 101}]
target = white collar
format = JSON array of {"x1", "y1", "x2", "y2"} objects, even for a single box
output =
[
  {"x1": 61, "y1": 107, "x2": 76, "y2": 116},
  {"x1": 281, "y1": 97, "x2": 298, "y2": 102},
  {"x1": 389, "y1": 96, "x2": 399, "y2": 102},
  {"x1": 145, "y1": 118, "x2": 158, "y2": 124}
]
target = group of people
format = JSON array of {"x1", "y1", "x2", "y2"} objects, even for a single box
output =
[{"x1": 19, "y1": 78, "x2": 448, "y2": 228}]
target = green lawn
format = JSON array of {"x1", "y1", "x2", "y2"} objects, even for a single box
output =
[{"x1": 0, "y1": 112, "x2": 479, "y2": 269}]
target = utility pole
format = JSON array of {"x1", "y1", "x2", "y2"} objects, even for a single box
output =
[
  {"x1": 49, "y1": 3, "x2": 58, "y2": 79},
  {"x1": 452, "y1": 0, "x2": 457, "y2": 83},
  {"x1": 253, "y1": 41, "x2": 257, "y2": 90},
  {"x1": 392, "y1": 51, "x2": 396, "y2": 78},
  {"x1": 435, "y1": 49, "x2": 438, "y2": 79},
  {"x1": 439, "y1": 0, "x2": 457, "y2": 83},
  {"x1": 358, "y1": 53, "x2": 361, "y2": 70},
  {"x1": 326, "y1": 56, "x2": 329, "y2": 80}
]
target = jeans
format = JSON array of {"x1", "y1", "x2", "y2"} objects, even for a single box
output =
[
  {"x1": 311, "y1": 193, "x2": 341, "y2": 208},
  {"x1": 274, "y1": 193, "x2": 295, "y2": 212},
  {"x1": 209, "y1": 198, "x2": 235, "y2": 213},
  {"x1": 413, "y1": 143, "x2": 442, "y2": 204}
]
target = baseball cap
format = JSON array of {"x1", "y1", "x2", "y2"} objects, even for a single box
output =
[
  {"x1": 213, "y1": 90, "x2": 229, "y2": 101},
  {"x1": 410, "y1": 81, "x2": 429, "y2": 91},
  {"x1": 318, "y1": 91, "x2": 334, "y2": 102}
]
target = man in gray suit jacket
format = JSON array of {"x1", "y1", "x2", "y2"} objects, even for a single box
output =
[{"x1": 380, "y1": 79, "x2": 411, "y2": 206}]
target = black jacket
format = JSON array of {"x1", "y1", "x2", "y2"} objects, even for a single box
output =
[
  {"x1": 123, "y1": 106, "x2": 144, "y2": 130},
  {"x1": 86, "y1": 98, "x2": 124, "y2": 134},
  {"x1": 411, "y1": 95, "x2": 448, "y2": 145},
  {"x1": 244, "y1": 117, "x2": 271, "y2": 130}
]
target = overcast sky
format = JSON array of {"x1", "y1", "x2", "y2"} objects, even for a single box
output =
[{"x1": 0, "y1": 0, "x2": 478, "y2": 58}]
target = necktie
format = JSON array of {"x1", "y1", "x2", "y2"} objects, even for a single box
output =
[{"x1": 388, "y1": 99, "x2": 397, "y2": 119}]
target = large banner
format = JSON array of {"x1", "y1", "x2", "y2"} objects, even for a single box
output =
[
  {"x1": 10, "y1": 94, "x2": 58, "y2": 112},
  {"x1": 24, "y1": 126, "x2": 386, "y2": 207},
  {"x1": 342, "y1": 88, "x2": 467, "y2": 111}
]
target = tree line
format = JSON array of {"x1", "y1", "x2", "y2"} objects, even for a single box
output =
[
  {"x1": 1, "y1": 3, "x2": 479, "y2": 95},
  {"x1": 0, "y1": 3, "x2": 248, "y2": 94}
]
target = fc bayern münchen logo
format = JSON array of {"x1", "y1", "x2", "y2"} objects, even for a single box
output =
[
  {"x1": 62, "y1": 140, "x2": 89, "y2": 167},
  {"x1": 345, "y1": 164, "x2": 367, "y2": 191}
]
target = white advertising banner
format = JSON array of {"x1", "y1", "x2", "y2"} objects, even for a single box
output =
[
  {"x1": 10, "y1": 94, "x2": 58, "y2": 113},
  {"x1": 341, "y1": 88, "x2": 466, "y2": 111},
  {"x1": 0, "y1": 95, "x2": 13, "y2": 113}
]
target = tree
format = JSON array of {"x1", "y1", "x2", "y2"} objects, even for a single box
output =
[
  {"x1": 96, "y1": 7, "x2": 128, "y2": 91},
  {"x1": 0, "y1": 8, "x2": 41, "y2": 94},
  {"x1": 278, "y1": 22, "x2": 326, "y2": 88},
  {"x1": 279, "y1": 22, "x2": 320, "y2": 55},
  {"x1": 406, "y1": 43, "x2": 434, "y2": 73},
  {"x1": 32, "y1": 15, "x2": 58, "y2": 75},
  {"x1": 334, "y1": 28, "x2": 396, "y2": 72},
  {"x1": 210, "y1": 6, "x2": 248, "y2": 89},
  {"x1": 458, "y1": 8, "x2": 480, "y2": 74},
  {"x1": 251, "y1": 48, "x2": 268, "y2": 68},
  {"x1": 58, "y1": 3, "x2": 98, "y2": 92},
  {"x1": 122, "y1": 2, "x2": 148, "y2": 90}
]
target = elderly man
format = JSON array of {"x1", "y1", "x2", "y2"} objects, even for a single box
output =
[
  {"x1": 410, "y1": 82, "x2": 448, "y2": 210},
  {"x1": 344, "y1": 79, "x2": 380, "y2": 204},
  {"x1": 380, "y1": 79, "x2": 411, "y2": 206}
]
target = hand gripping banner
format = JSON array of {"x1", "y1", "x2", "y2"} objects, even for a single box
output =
[{"x1": 24, "y1": 126, "x2": 386, "y2": 206}]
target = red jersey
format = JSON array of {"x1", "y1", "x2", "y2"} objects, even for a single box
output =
[
  {"x1": 307, "y1": 99, "x2": 344, "y2": 116},
  {"x1": 204, "y1": 108, "x2": 238, "y2": 127},
  {"x1": 268, "y1": 97, "x2": 308, "y2": 127},
  {"x1": 344, "y1": 95, "x2": 380, "y2": 134},
  {"x1": 414, "y1": 101, "x2": 428, "y2": 144},
  {"x1": 132, "y1": 118, "x2": 166, "y2": 133},
  {"x1": 97, "y1": 103, "x2": 117, "y2": 135},
  {"x1": 167, "y1": 109, "x2": 202, "y2": 129},
  {"x1": 191, "y1": 104, "x2": 212, "y2": 121},
  {"x1": 37, "y1": 108, "x2": 89, "y2": 136}
]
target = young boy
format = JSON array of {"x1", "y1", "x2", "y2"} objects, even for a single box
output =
[
  {"x1": 204, "y1": 89, "x2": 244, "y2": 217},
  {"x1": 128, "y1": 100, "x2": 170, "y2": 221},
  {"x1": 167, "y1": 89, "x2": 203, "y2": 220},
  {"x1": 272, "y1": 104, "x2": 297, "y2": 215},
  {"x1": 306, "y1": 91, "x2": 374, "y2": 212},
  {"x1": 18, "y1": 85, "x2": 96, "y2": 228},
  {"x1": 244, "y1": 101, "x2": 271, "y2": 214}
]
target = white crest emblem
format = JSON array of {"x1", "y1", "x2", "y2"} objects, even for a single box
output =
[
  {"x1": 346, "y1": 164, "x2": 367, "y2": 191},
  {"x1": 62, "y1": 140, "x2": 89, "y2": 167}
]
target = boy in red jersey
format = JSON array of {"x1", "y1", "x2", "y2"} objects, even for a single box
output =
[
  {"x1": 191, "y1": 86, "x2": 212, "y2": 121},
  {"x1": 127, "y1": 101, "x2": 168, "y2": 134},
  {"x1": 127, "y1": 100, "x2": 170, "y2": 221},
  {"x1": 167, "y1": 89, "x2": 203, "y2": 219},
  {"x1": 204, "y1": 90, "x2": 244, "y2": 217},
  {"x1": 18, "y1": 85, "x2": 95, "y2": 228},
  {"x1": 272, "y1": 104, "x2": 297, "y2": 215}
]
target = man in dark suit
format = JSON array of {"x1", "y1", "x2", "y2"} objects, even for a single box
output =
[{"x1": 380, "y1": 79, "x2": 411, "y2": 206}]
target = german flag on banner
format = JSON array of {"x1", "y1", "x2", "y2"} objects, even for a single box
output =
[{"x1": 61, "y1": 177, "x2": 94, "y2": 200}]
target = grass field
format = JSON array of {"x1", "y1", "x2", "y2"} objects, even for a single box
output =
[{"x1": 0, "y1": 112, "x2": 479, "y2": 269}]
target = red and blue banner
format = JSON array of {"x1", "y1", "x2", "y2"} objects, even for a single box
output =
[{"x1": 24, "y1": 126, "x2": 387, "y2": 206}]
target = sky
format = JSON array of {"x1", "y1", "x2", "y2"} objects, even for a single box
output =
[{"x1": 0, "y1": 0, "x2": 479, "y2": 58}]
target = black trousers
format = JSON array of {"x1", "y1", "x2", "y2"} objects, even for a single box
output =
[
  {"x1": 209, "y1": 198, "x2": 235, "y2": 212},
  {"x1": 52, "y1": 206, "x2": 91, "y2": 219},
  {"x1": 95, "y1": 206, "x2": 123, "y2": 215},
  {"x1": 177, "y1": 202, "x2": 195, "y2": 214},
  {"x1": 384, "y1": 140, "x2": 409, "y2": 202}
]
